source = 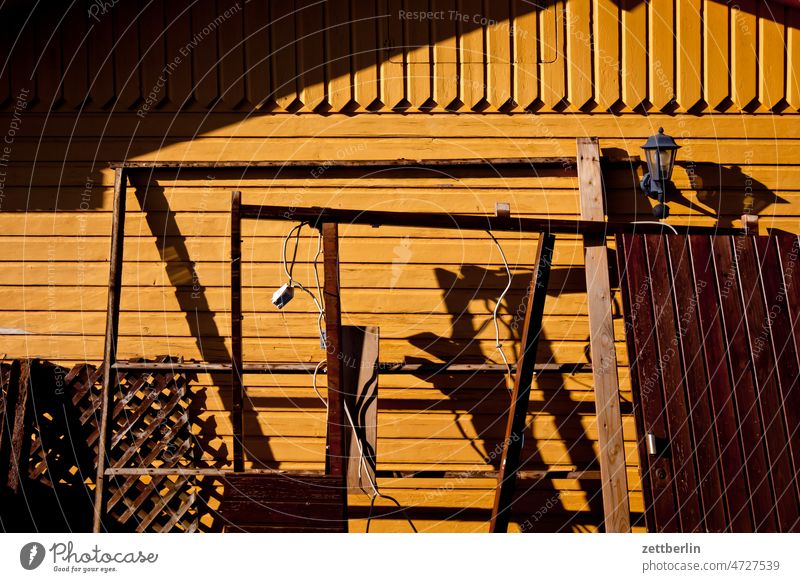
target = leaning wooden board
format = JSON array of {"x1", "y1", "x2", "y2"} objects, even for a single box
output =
[{"x1": 617, "y1": 233, "x2": 800, "y2": 532}]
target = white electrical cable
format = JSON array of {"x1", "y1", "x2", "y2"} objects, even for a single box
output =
[
  {"x1": 311, "y1": 359, "x2": 417, "y2": 533},
  {"x1": 281, "y1": 223, "x2": 327, "y2": 345},
  {"x1": 486, "y1": 230, "x2": 515, "y2": 390},
  {"x1": 630, "y1": 220, "x2": 679, "y2": 235}
]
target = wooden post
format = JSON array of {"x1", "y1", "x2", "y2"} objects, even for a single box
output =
[
  {"x1": 93, "y1": 168, "x2": 128, "y2": 532},
  {"x1": 6, "y1": 359, "x2": 33, "y2": 494},
  {"x1": 490, "y1": 231, "x2": 555, "y2": 532},
  {"x1": 322, "y1": 222, "x2": 347, "y2": 481},
  {"x1": 231, "y1": 191, "x2": 244, "y2": 473},
  {"x1": 341, "y1": 326, "x2": 379, "y2": 493},
  {"x1": 576, "y1": 137, "x2": 631, "y2": 533}
]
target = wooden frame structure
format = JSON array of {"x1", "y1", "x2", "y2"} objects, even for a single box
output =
[{"x1": 93, "y1": 153, "x2": 745, "y2": 533}]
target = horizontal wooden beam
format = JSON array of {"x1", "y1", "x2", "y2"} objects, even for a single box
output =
[
  {"x1": 111, "y1": 157, "x2": 582, "y2": 170},
  {"x1": 111, "y1": 362, "x2": 591, "y2": 374},
  {"x1": 239, "y1": 204, "x2": 745, "y2": 236},
  {"x1": 105, "y1": 467, "x2": 602, "y2": 480}
]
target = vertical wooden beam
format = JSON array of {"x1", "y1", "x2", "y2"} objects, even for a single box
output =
[
  {"x1": 577, "y1": 137, "x2": 631, "y2": 533},
  {"x1": 6, "y1": 359, "x2": 33, "y2": 494},
  {"x1": 341, "y1": 326, "x2": 380, "y2": 493},
  {"x1": 322, "y1": 223, "x2": 346, "y2": 480},
  {"x1": 231, "y1": 191, "x2": 244, "y2": 473},
  {"x1": 490, "y1": 231, "x2": 555, "y2": 533},
  {"x1": 93, "y1": 168, "x2": 127, "y2": 533}
]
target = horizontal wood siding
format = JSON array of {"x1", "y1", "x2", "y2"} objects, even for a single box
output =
[{"x1": 1, "y1": 0, "x2": 799, "y2": 532}]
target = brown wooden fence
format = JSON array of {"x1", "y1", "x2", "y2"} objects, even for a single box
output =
[{"x1": 618, "y1": 234, "x2": 800, "y2": 532}]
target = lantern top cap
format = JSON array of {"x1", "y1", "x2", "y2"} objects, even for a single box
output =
[{"x1": 642, "y1": 127, "x2": 680, "y2": 151}]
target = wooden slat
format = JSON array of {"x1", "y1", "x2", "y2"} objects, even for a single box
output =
[
  {"x1": 139, "y1": 0, "x2": 167, "y2": 111},
  {"x1": 704, "y1": 0, "x2": 730, "y2": 110},
  {"x1": 231, "y1": 191, "x2": 243, "y2": 472},
  {"x1": 618, "y1": 233, "x2": 679, "y2": 532},
  {"x1": 490, "y1": 232, "x2": 554, "y2": 532},
  {"x1": 540, "y1": 0, "x2": 565, "y2": 109},
  {"x1": 342, "y1": 326, "x2": 380, "y2": 493},
  {"x1": 406, "y1": 0, "x2": 432, "y2": 110},
  {"x1": 352, "y1": 0, "x2": 379, "y2": 110},
  {"x1": 731, "y1": 0, "x2": 758, "y2": 110},
  {"x1": 649, "y1": 0, "x2": 675, "y2": 110},
  {"x1": 164, "y1": 2, "x2": 193, "y2": 108},
  {"x1": 486, "y1": 0, "x2": 512, "y2": 110},
  {"x1": 92, "y1": 168, "x2": 128, "y2": 532},
  {"x1": 432, "y1": 0, "x2": 458, "y2": 110},
  {"x1": 512, "y1": 0, "x2": 539, "y2": 110},
  {"x1": 191, "y1": 0, "x2": 220, "y2": 108},
  {"x1": 577, "y1": 137, "x2": 630, "y2": 533},
  {"x1": 621, "y1": 0, "x2": 647, "y2": 110},
  {"x1": 754, "y1": 236, "x2": 800, "y2": 524},
  {"x1": 644, "y1": 235, "x2": 702, "y2": 531},
  {"x1": 690, "y1": 236, "x2": 752, "y2": 531},
  {"x1": 270, "y1": 0, "x2": 299, "y2": 110},
  {"x1": 380, "y1": 0, "x2": 406, "y2": 109},
  {"x1": 113, "y1": 1, "x2": 141, "y2": 109},
  {"x1": 759, "y1": 3, "x2": 787, "y2": 111},
  {"x1": 243, "y1": 0, "x2": 271, "y2": 108},
  {"x1": 459, "y1": 0, "x2": 485, "y2": 110},
  {"x1": 788, "y1": 8, "x2": 800, "y2": 110},
  {"x1": 676, "y1": 0, "x2": 702, "y2": 111},
  {"x1": 297, "y1": 0, "x2": 326, "y2": 111},
  {"x1": 567, "y1": 0, "x2": 593, "y2": 110},
  {"x1": 218, "y1": 0, "x2": 246, "y2": 108},
  {"x1": 734, "y1": 236, "x2": 800, "y2": 531},
  {"x1": 62, "y1": 2, "x2": 89, "y2": 108},
  {"x1": 323, "y1": 222, "x2": 347, "y2": 480},
  {"x1": 593, "y1": 0, "x2": 620, "y2": 110},
  {"x1": 665, "y1": 236, "x2": 727, "y2": 532},
  {"x1": 326, "y1": 0, "x2": 353, "y2": 111}
]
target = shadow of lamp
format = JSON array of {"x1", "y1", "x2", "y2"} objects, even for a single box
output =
[{"x1": 639, "y1": 128, "x2": 681, "y2": 219}]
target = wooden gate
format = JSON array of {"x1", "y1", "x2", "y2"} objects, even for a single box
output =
[{"x1": 617, "y1": 234, "x2": 800, "y2": 533}]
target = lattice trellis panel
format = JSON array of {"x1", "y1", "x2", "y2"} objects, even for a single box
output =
[{"x1": 61, "y1": 357, "x2": 212, "y2": 532}]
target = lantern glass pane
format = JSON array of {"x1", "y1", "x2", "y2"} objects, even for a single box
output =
[
  {"x1": 659, "y1": 149, "x2": 676, "y2": 180},
  {"x1": 646, "y1": 149, "x2": 661, "y2": 180}
]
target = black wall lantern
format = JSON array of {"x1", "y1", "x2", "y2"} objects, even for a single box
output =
[{"x1": 640, "y1": 128, "x2": 680, "y2": 219}]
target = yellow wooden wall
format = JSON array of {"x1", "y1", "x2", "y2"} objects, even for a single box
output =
[{"x1": 1, "y1": 0, "x2": 799, "y2": 532}]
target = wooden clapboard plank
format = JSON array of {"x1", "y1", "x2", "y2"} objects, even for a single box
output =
[
  {"x1": 486, "y1": 0, "x2": 512, "y2": 110},
  {"x1": 788, "y1": 8, "x2": 800, "y2": 110},
  {"x1": 704, "y1": 0, "x2": 730, "y2": 110},
  {"x1": 577, "y1": 138, "x2": 630, "y2": 533},
  {"x1": 665, "y1": 236, "x2": 727, "y2": 532},
  {"x1": 243, "y1": 0, "x2": 271, "y2": 108},
  {"x1": 459, "y1": 0, "x2": 485, "y2": 109},
  {"x1": 35, "y1": 8, "x2": 63, "y2": 109},
  {"x1": 297, "y1": 0, "x2": 326, "y2": 111},
  {"x1": 405, "y1": 0, "x2": 431, "y2": 110},
  {"x1": 540, "y1": 0, "x2": 565, "y2": 109},
  {"x1": 342, "y1": 326, "x2": 379, "y2": 493},
  {"x1": 708, "y1": 237, "x2": 776, "y2": 532},
  {"x1": 648, "y1": 0, "x2": 675, "y2": 110},
  {"x1": 644, "y1": 235, "x2": 702, "y2": 532},
  {"x1": 432, "y1": 0, "x2": 458, "y2": 110},
  {"x1": 759, "y1": 3, "x2": 787, "y2": 111},
  {"x1": 512, "y1": 0, "x2": 539, "y2": 110},
  {"x1": 270, "y1": 1, "x2": 299, "y2": 110},
  {"x1": 380, "y1": 0, "x2": 406, "y2": 109},
  {"x1": 731, "y1": 0, "x2": 758, "y2": 110},
  {"x1": 618, "y1": 234, "x2": 679, "y2": 532},
  {"x1": 567, "y1": 0, "x2": 592, "y2": 110},
  {"x1": 326, "y1": 0, "x2": 353, "y2": 111},
  {"x1": 352, "y1": 0, "x2": 379, "y2": 110},
  {"x1": 676, "y1": 0, "x2": 702, "y2": 111},
  {"x1": 218, "y1": 0, "x2": 246, "y2": 108},
  {"x1": 593, "y1": 0, "x2": 620, "y2": 110},
  {"x1": 734, "y1": 236, "x2": 800, "y2": 531},
  {"x1": 621, "y1": 0, "x2": 646, "y2": 110},
  {"x1": 139, "y1": 0, "x2": 167, "y2": 112},
  {"x1": 165, "y1": 2, "x2": 193, "y2": 109},
  {"x1": 62, "y1": 2, "x2": 89, "y2": 108},
  {"x1": 754, "y1": 236, "x2": 800, "y2": 519},
  {"x1": 190, "y1": 0, "x2": 220, "y2": 108}
]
